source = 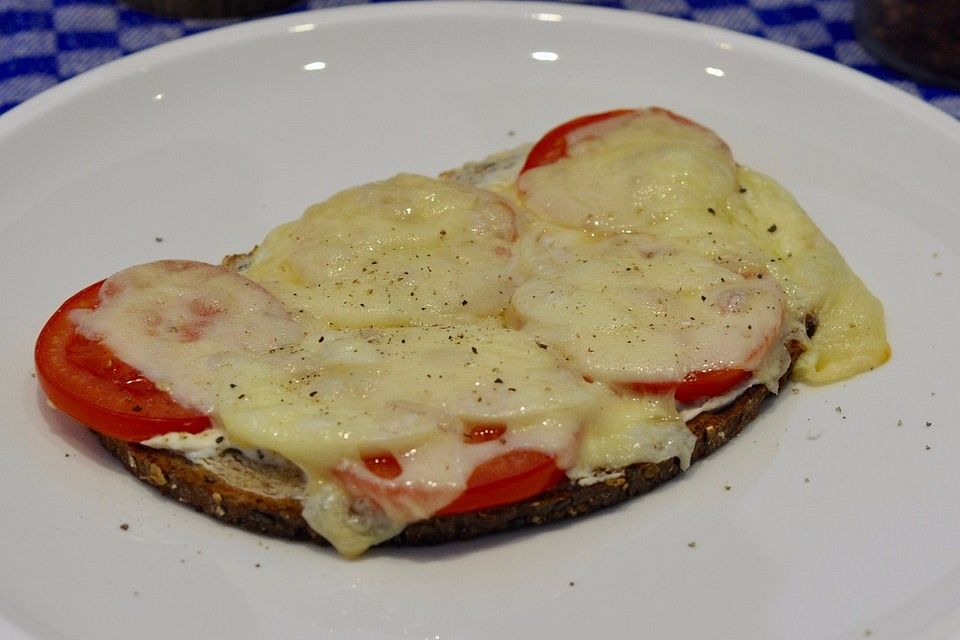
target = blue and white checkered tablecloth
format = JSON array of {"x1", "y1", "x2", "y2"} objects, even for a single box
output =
[{"x1": 1, "y1": 0, "x2": 959, "y2": 118}]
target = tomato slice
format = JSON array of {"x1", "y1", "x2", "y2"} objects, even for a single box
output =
[
  {"x1": 35, "y1": 281, "x2": 210, "y2": 441},
  {"x1": 355, "y1": 421, "x2": 559, "y2": 516},
  {"x1": 519, "y1": 109, "x2": 635, "y2": 175},
  {"x1": 625, "y1": 368, "x2": 751, "y2": 405},
  {"x1": 362, "y1": 453, "x2": 404, "y2": 480},
  {"x1": 519, "y1": 107, "x2": 718, "y2": 177},
  {"x1": 435, "y1": 449, "x2": 565, "y2": 515},
  {"x1": 348, "y1": 447, "x2": 565, "y2": 517}
]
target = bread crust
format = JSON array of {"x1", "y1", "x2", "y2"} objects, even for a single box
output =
[{"x1": 95, "y1": 340, "x2": 800, "y2": 550}]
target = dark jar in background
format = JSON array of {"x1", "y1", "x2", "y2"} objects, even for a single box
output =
[
  {"x1": 123, "y1": 0, "x2": 299, "y2": 18},
  {"x1": 855, "y1": 0, "x2": 960, "y2": 90}
]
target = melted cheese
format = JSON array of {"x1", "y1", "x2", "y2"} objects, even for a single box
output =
[
  {"x1": 243, "y1": 174, "x2": 519, "y2": 329},
  {"x1": 514, "y1": 109, "x2": 890, "y2": 384},
  {"x1": 216, "y1": 324, "x2": 596, "y2": 471},
  {"x1": 570, "y1": 393, "x2": 695, "y2": 478},
  {"x1": 75, "y1": 111, "x2": 890, "y2": 556},
  {"x1": 70, "y1": 260, "x2": 306, "y2": 414},
  {"x1": 221, "y1": 324, "x2": 595, "y2": 554},
  {"x1": 511, "y1": 233, "x2": 787, "y2": 386},
  {"x1": 734, "y1": 168, "x2": 891, "y2": 381},
  {"x1": 517, "y1": 110, "x2": 737, "y2": 232}
]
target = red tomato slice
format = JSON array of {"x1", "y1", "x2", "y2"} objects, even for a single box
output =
[
  {"x1": 362, "y1": 453, "x2": 404, "y2": 480},
  {"x1": 347, "y1": 448, "x2": 565, "y2": 518},
  {"x1": 519, "y1": 109, "x2": 635, "y2": 175},
  {"x1": 625, "y1": 368, "x2": 751, "y2": 405},
  {"x1": 519, "y1": 107, "x2": 719, "y2": 177},
  {"x1": 35, "y1": 281, "x2": 211, "y2": 441},
  {"x1": 435, "y1": 449, "x2": 564, "y2": 515}
]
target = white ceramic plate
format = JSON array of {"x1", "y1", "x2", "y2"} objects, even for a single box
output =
[{"x1": 2, "y1": 3, "x2": 958, "y2": 639}]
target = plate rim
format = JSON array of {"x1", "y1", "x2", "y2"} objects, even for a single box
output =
[
  {"x1": 2, "y1": 4, "x2": 959, "y2": 640},
  {"x1": 1, "y1": 1, "x2": 959, "y2": 139}
]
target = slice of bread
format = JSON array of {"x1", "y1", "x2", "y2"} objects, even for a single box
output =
[
  {"x1": 88, "y1": 136, "x2": 815, "y2": 552},
  {"x1": 95, "y1": 339, "x2": 802, "y2": 549}
]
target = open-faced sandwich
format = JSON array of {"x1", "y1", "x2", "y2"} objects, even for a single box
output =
[{"x1": 35, "y1": 108, "x2": 890, "y2": 557}]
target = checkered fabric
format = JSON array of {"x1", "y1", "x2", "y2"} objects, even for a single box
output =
[{"x1": 1, "y1": 0, "x2": 959, "y2": 117}]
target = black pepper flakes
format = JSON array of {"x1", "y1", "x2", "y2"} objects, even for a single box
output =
[{"x1": 767, "y1": 224, "x2": 777, "y2": 233}]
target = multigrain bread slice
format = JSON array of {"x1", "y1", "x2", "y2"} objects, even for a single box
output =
[
  {"x1": 89, "y1": 141, "x2": 815, "y2": 551},
  {"x1": 95, "y1": 339, "x2": 803, "y2": 549}
]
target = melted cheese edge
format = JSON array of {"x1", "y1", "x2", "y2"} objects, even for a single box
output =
[
  {"x1": 71, "y1": 113, "x2": 889, "y2": 556},
  {"x1": 512, "y1": 109, "x2": 890, "y2": 383}
]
